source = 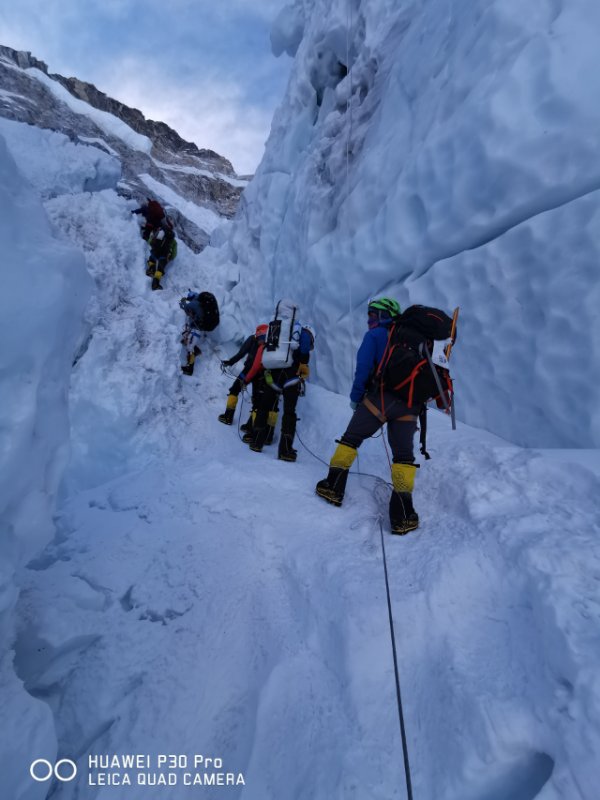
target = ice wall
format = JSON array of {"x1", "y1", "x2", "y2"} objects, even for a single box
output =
[
  {"x1": 0, "y1": 133, "x2": 91, "y2": 799},
  {"x1": 222, "y1": 0, "x2": 600, "y2": 447}
]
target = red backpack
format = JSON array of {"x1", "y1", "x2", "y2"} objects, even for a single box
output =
[{"x1": 146, "y1": 199, "x2": 165, "y2": 224}]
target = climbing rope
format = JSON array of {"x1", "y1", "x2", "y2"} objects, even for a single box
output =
[
  {"x1": 295, "y1": 426, "x2": 391, "y2": 486},
  {"x1": 218, "y1": 361, "x2": 251, "y2": 442},
  {"x1": 295, "y1": 422, "x2": 413, "y2": 798},
  {"x1": 378, "y1": 517, "x2": 414, "y2": 800},
  {"x1": 237, "y1": 387, "x2": 246, "y2": 441}
]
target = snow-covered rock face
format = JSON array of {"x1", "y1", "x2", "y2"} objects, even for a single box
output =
[
  {"x1": 223, "y1": 0, "x2": 600, "y2": 448},
  {"x1": 0, "y1": 44, "x2": 246, "y2": 253}
]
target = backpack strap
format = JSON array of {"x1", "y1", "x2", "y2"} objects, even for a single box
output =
[
  {"x1": 243, "y1": 343, "x2": 265, "y2": 384},
  {"x1": 284, "y1": 306, "x2": 297, "y2": 365},
  {"x1": 391, "y1": 358, "x2": 428, "y2": 407},
  {"x1": 419, "y1": 405, "x2": 431, "y2": 460},
  {"x1": 375, "y1": 323, "x2": 395, "y2": 379}
]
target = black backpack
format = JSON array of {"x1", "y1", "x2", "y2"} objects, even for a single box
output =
[
  {"x1": 377, "y1": 305, "x2": 455, "y2": 408},
  {"x1": 197, "y1": 292, "x2": 220, "y2": 331}
]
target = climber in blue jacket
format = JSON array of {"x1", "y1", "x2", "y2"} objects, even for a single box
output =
[{"x1": 349, "y1": 298, "x2": 398, "y2": 407}]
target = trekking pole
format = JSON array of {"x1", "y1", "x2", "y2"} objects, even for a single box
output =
[{"x1": 443, "y1": 307, "x2": 459, "y2": 430}]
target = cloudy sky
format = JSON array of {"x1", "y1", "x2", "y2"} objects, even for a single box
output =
[{"x1": 0, "y1": 0, "x2": 292, "y2": 173}]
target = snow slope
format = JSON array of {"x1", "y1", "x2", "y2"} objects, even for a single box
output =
[
  {"x1": 222, "y1": 0, "x2": 600, "y2": 449},
  {"x1": 17, "y1": 374, "x2": 600, "y2": 800},
  {"x1": 0, "y1": 118, "x2": 121, "y2": 197},
  {"x1": 27, "y1": 68, "x2": 153, "y2": 154}
]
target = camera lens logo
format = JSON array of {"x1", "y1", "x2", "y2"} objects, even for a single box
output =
[{"x1": 30, "y1": 759, "x2": 77, "y2": 782}]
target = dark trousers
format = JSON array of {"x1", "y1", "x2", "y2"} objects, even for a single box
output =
[
  {"x1": 254, "y1": 368, "x2": 299, "y2": 445},
  {"x1": 341, "y1": 390, "x2": 417, "y2": 463},
  {"x1": 229, "y1": 376, "x2": 262, "y2": 411},
  {"x1": 141, "y1": 223, "x2": 155, "y2": 241}
]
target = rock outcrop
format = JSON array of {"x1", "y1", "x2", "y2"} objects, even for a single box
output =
[{"x1": 0, "y1": 44, "x2": 247, "y2": 252}]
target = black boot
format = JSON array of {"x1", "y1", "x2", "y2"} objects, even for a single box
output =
[
  {"x1": 389, "y1": 491, "x2": 419, "y2": 535},
  {"x1": 265, "y1": 425, "x2": 276, "y2": 446},
  {"x1": 278, "y1": 411, "x2": 297, "y2": 461},
  {"x1": 249, "y1": 427, "x2": 268, "y2": 453},
  {"x1": 278, "y1": 434, "x2": 297, "y2": 462},
  {"x1": 151, "y1": 277, "x2": 163, "y2": 291},
  {"x1": 218, "y1": 408, "x2": 235, "y2": 425},
  {"x1": 316, "y1": 467, "x2": 349, "y2": 507},
  {"x1": 240, "y1": 415, "x2": 253, "y2": 432},
  {"x1": 181, "y1": 364, "x2": 194, "y2": 376}
]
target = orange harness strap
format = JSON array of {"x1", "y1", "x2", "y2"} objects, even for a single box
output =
[
  {"x1": 363, "y1": 397, "x2": 387, "y2": 423},
  {"x1": 363, "y1": 397, "x2": 417, "y2": 424}
]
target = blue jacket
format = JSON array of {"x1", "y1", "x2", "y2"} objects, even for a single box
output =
[
  {"x1": 294, "y1": 328, "x2": 314, "y2": 365},
  {"x1": 182, "y1": 298, "x2": 205, "y2": 329},
  {"x1": 350, "y1": 322, "x2": 392, "y2": 403}
]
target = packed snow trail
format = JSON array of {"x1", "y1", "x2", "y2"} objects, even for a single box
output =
[{"x1": 12, "y1": 185, "x2": 600, "y2": 800}]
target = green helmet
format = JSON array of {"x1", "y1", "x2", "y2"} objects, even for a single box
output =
[{"x1": 368, "y1": 297, "x2": 401, "y2": 317}]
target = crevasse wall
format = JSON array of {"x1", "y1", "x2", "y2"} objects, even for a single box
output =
[
  {"x1": 221, "y1": 0, "x2": 600, "y2": 447},
  {"x1": 0, "y1": 134, "x2": 91, "y2": 800}
]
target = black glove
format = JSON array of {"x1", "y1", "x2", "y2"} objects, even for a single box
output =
[{"x1": 222, "y1": 359, "x2": 232, "y2": 367}]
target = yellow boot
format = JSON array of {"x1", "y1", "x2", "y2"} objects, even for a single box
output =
[
  {"x1": 218, "y1": 394, "x2": 238, "y2": 425},
  {"x1": 315, "y1": 443, "x2": 357, "y2": 506},
  {"x1": 389, "y1": 463, "x2": 419, "y2": 535},
  {"x1": 151, "y1": 269, "x2": 164, "y2": 291},
  {"x1": 265, "y1": 410, "x2": 279, "y2": 445}
]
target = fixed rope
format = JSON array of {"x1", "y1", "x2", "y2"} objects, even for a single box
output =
[
  {"x1": 295, "y1": 424, "x2": 413, "y2": 798},
  {"x1": 378, "y1": 517, "x2": 414, "y2": 800}
]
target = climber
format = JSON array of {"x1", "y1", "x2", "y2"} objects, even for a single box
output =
[
  {"x1": 247, "y1": 299, "x2": 315, "y2": 462},
  {"x1": 146, "y1": 219, "x2": 177, "y2": 290},
  {"x1": 132, "y1": 197, "x2": 165, "y2": 240},
  {"x1": 179, "y1": 291, "x2": 220, "y2": 375},
  {"x1": 315, "y1": 297, "x2": 422, "y2": 534},
  {"x1": 315, "y1": 298, "x2": 456, "y2": 535},
  {"x1": 218, "y1": 324, "x2": 269, "y2": 430}
]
